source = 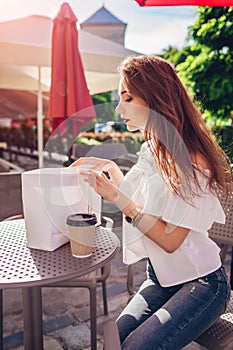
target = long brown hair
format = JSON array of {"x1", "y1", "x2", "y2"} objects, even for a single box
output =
[{"x1": 118, "y1": 55, "x2": 232, "y2": 196}]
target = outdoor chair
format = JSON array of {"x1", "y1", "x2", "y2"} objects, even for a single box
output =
[
  {"x1": 0, "y1": 171, "x2": 23, "y2": 221},
  {"x1": 0, "y1": 163, "x2": 10, "y2": 172},
  {"x1": 71, "y1": 142, "x2": 137, "y2": 175},
  {"x1": 104, "y1": 183, "x2": 233, "y2": 350},
  {"x1": 195, "y1": 183, "x2": 233, "y2": 349}
]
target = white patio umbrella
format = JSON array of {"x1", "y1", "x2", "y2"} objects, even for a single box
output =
[
  {"x1": 0, "y1": 15, "x2": 136, "y2": 89},
  {"x1": 0, "y1": 14, "x2": 139, "y2": 167},
  {"x1": 0, "y1": 64, "x2": 119, "y2": 95}
]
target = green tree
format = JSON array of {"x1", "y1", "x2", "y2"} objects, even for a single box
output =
[
  {"x1": 176, "y1": 6, "x2": 233, "y2": 118},
  {"x1": 92, "y1": 91, "x2": 118, "y2": 123},
  {"x1": 163, "y1": 45, "x2": 192, "y2": 66}
]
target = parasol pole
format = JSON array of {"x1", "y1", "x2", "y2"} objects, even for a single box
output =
[{"x1": 37, "y1": 66, "x2": 43, "y2": 168}]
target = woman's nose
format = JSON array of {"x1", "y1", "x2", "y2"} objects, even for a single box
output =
[{"x1": 115, "y1": 102, "x2": 123, "y2": 114}]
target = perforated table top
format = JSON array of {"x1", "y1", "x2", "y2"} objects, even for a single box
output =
[{"x1": 0, "y1": 219, "x2": 120, "y2": 288}]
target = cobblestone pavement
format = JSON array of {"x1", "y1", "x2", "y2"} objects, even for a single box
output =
[{"x1": 2, "y1": 154, "x2": 231, "y2": 349}]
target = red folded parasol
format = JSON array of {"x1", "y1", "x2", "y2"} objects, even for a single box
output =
[
  {"x1": 135, "y1": 0, "x2": 233, "y2": 5},
  {"x1": 49, "y1": 2, "x2": 96, "y2": 136}
]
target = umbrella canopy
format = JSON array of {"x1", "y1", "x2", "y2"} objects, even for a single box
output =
[
  {"x1": 0, "y1": 89, "x2": 49, "y2": 119},
  {"x1": 49, "y1": 2, "x2": 96, "y2": 135},
  {"x1": 0, "y1": 15, "x2": 138, "y2": 90},
  {"x1": 135, "y1": 0, "x2": 233, "y2": 5},
  {"x1": 0, "y1": 12, "x2": 139, "y2": 167},
  {"x1": 0, "y1": 63, "x2": 119, "y2": 96}
]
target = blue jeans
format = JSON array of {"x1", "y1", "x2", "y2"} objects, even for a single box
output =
[{"x1": 117, "y1": 260, "x2": 231, "y2": 350}]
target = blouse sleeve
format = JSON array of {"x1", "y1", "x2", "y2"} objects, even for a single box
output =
[{"x1": 143, "y1": 172, "x2": 225, "y2": 232}]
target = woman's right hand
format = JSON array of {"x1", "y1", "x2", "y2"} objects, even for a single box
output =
[{"x1": 70, "y1": 157, "x2": 124, "y2": 186}]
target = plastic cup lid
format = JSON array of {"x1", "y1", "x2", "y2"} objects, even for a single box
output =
[{"x1": 66, "y1": 213, "x2": 97, "y2": 227}]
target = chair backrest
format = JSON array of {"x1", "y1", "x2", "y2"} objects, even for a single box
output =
[
  {"x1": 102, "y1": 216, "x2": 114, "y2": 229},
  {"x1": 0, "y1": 162, "x2": 10, "y2": 172},
  {"x1": 71, "y1": 142, "x2": 138, "y2": 175},
  {"x1": 0, "y1": 171, "x2": 23, "y2": 221},
  {"x1": 71, "y1": 144, "x2": 94, "y2": 159},
  {"x1": 72, "y1": 142, "x2": 129, "y2": 160},
  {"x1": 209, "y1": 183, "x2": 233, "y2": 247}
]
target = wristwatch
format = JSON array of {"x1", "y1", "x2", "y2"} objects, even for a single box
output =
[{"x1": 125, "y1": 206, "x2": 142, "y2": 224}]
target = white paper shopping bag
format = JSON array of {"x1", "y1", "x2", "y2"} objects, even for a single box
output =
[{"x1": 22, "y1": 167, "x2": 102, "y2": 251}]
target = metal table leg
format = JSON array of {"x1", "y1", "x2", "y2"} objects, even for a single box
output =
[
  {"x1": 0, "y1": 289, "x2": 3, "y2": 350},
  {"x1": 89, "y1": 282, "x2": 97, "y2": 350},
  {"x1": 230, "y1": 247, "x2": 233, "y2": 290},
  {"x1": 22, "y1": 286, "x2": 43, "y2": 350}
]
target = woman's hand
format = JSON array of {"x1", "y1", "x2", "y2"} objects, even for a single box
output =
[
  {"x1": 80, "y1": 169, "x2": 118, "y2": 202},
  {"x1": 70, "y1": 157, "x2": 124, "y2": 186}
]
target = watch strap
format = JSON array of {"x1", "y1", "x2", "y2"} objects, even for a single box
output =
[{"x1": 125, "y1": 206, "x2": 142, "y2": 224}]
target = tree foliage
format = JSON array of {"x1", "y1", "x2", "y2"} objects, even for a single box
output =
[
  {"x1": 190, "y1": 7, "x2": 233, "y2": 51},
  {"x1": 176, "y1": 6, "x2": 233, "y2": 118},
  {"x1": 91, "y1": 91, "x2": 118, "y2": 123},
  {"x1": 163, "y1": 45, "x2": 193, "y2": 66}
]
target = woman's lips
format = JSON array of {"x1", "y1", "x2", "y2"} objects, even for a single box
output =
[{"x1": 122, "y1": 118, "x2": 129, "y2": 124}]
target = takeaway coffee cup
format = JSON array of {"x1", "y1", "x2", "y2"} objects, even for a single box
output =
[{"x1": 66, "y1": 213, "x2": 97, "y2": 258}]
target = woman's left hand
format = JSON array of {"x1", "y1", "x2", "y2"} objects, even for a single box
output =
[{"x1": 80, "y1": 170, "x2": 118, "y2": 203}]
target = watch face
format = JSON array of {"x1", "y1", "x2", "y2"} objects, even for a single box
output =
[{"x1": 125, "y1": 216, "x2": 133, "y2": 224}]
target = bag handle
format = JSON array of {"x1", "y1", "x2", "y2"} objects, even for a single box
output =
[{"x1": 88, "y1": 186, "x2": 93, "y2": 214}]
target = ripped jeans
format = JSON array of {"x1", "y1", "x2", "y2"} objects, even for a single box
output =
[{"x1": 117, "y1": 261, "x2": 231, "y2": 350}]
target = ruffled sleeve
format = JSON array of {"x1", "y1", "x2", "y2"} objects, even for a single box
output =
[{"x1": 143, "y1": 171, "x2": 225, "y2": 232}]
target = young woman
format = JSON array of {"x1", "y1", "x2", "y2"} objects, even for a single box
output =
[{"x1": 71, "y1": 55, "x2": 232, "y2": 349}]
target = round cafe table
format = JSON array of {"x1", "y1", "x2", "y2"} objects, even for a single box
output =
[{"x1": 0, "y1": 219, "x2": 120, "y2": 350}]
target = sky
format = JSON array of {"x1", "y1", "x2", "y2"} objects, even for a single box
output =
[{"x1": 0, "y1": 0, "x2": 198, "y2": 54}]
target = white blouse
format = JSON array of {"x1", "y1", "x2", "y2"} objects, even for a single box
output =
[{"x1": 119, "y1": 142, "x2": 225, "y2": 287}]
